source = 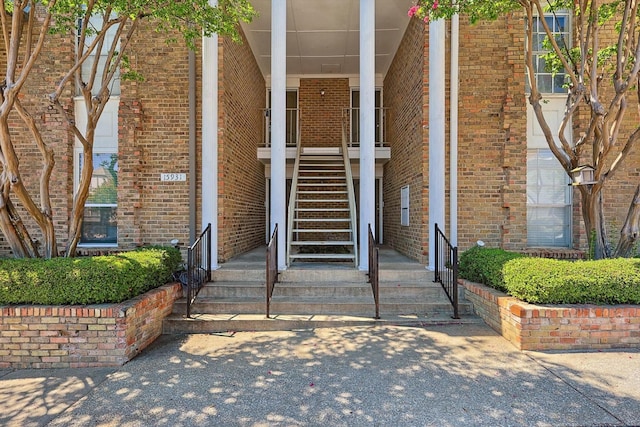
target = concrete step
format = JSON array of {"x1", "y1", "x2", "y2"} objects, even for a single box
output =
[
  {"x1": 196, "y1": 281, "x2": 264, "y2": 298},
  {"x1": 280, "y1": 269, "x2": 365, "y2": 282},
  {"x1": 212, "y1": 268, "x2": 265, "y2": 282},
  {"x1": 163, "y1": 312, "x2": 482, "y2": 334},
  {"x1": 289, "y1": 253, "x2": 356, "y2": 260},
  {"x1": 172, "y1": 297, "x2": 469, "y2": 318}
]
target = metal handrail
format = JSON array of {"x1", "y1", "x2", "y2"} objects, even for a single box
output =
[
  {"x1": 185, "y1": 223, "x2": 212, "y2": 318},
  {"x1": 341, "y1": 116, "x2": 359, "y2": 267},
  {"x1": 286, "y1": 121, "x2": 304, "y2": 266},
  {"x1": 266, "y1": 225, "x2": 278, "y2": 318},
  {"x1": 367, "y1": 224, "x2": 380, "y2": 319},
  {"x1": 434, "y1": 223, "x2": 459, "y2": 319}
]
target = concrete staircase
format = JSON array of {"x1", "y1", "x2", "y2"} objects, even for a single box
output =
[
  {"x1": 287, "y1": 147, "x2": 358, "y2": 266},
  {"x1": 163, "y1": 259, "x2": 478, "y2": 334}
]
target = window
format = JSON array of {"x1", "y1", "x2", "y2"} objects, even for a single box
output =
[
  {"x1": 527, "y1": 149, "x2": 571, "y2": 247},
  {"x1": 266, "y1": 90, "x2": 298, "y2": 146},
  {"x1": 526, "y1": 12, "x2": 573, "y2": 247},
  {"x1": 529, "y1": 11, "x2": 571, "y2": 94},
  {"x1": 74, "y1": 98, "x2": 119, "y2": 246},
  {"x1": 79, "y1": 153, "x2": 118, "y2": 245},
  {"x1": 78, "y1": 14, "x2": 121, "y2": 96}
]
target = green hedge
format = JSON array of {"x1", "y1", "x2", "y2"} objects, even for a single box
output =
[
  {"x1": 503, "y1": 257, "x2": 640, "y2": 304},
  {"x1": 0, "y1": 246, "x2": 182, "y2": 305},
  {"x1": 459, "y1": 246, "x2": 640, "y2": 304},
  {"x1": 458, "y1": 246, "x2": 525, "y2": 292}
]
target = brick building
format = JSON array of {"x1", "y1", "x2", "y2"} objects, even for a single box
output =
[{"x1": 3, "y1": 0, "x2": 639, "y2": 268}]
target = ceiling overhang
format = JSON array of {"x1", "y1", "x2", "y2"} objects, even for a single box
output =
[{"x1": 240, "y1": 0, "x2": 415, "y2": 78}]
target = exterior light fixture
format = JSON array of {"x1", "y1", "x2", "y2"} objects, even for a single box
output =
[
  {"x1": 320, "y1": 88, "x2": 326, "y2": 97},
  {"x1": 570, "y1": 165, "x2": 596, "y2": 186}
]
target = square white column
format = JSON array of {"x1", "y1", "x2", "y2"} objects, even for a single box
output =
[
  {"x1": 359, "y1": 0, "x2": 376, "y2": 270},
  {"x1": 201, "y1": 1, "x2": 219, "y2": 269},
  {"x1": 271, "y1": 0, "x2": 287, "y2": 270}
]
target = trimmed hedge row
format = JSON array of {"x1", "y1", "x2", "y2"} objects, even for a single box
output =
[
  {"x1": 503, "y1": 258, "x2": 640, "y2": 304},
  {"x1": 458, "y1": 246, "x2": 525, "y2": 292},
  {"x1": 459, "y1": 246, "x2": 640, "y2": 304},
  {"x1": 0, "y1": 246, "x2": 182, "y2": 305}
]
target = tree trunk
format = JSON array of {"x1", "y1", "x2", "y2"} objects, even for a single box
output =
[
  {"x1": 581, "y1": 187, "x2": 609, "y2": 259},
  {"x1": 65, "y1": 135, "x2": 94, "y2": 257},
  {"x1": 615, "y1": 184, "x2": 640, "y2": 257}
]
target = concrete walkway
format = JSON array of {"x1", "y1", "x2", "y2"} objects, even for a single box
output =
[{"x1": 1, "y1": 323, "x2": 638, "y2": 426}]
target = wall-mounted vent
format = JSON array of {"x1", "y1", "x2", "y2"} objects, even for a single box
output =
[{"x1": 401, "y1": 185, "x2": 409, "y2": 227}]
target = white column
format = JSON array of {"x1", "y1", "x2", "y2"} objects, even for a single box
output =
[
  {"x1": 271, "y1": 0, "x2": 287, "y2": 270},
  {"x1": 359, "y1": 0, "x2": 376, "y2": 271},
  {"x1": 450, "y1": 14, "x2": 459, "y2": 247},
  {"x1": 428, "y1": 19, "x2": 446, "y2": 270},
  {"x1": 202, "y1": 2, "x2": 219, "y2": 269}
]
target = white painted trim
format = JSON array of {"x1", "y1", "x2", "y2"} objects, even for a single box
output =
[
  {"x1": 271, "y1": 0, "x2": 287, "y2": 270},
  {"x1": 202, "y1": 0, "x2": 219, "y2": 269},
  {"x1": 428, "y1": 19, "x2": 446, "y2": 270},
  {"x1": 358, "y1": 0, "x2": 376, "y2": 270},
  {"x1": 450, "y1": 14, "x2": 459, "y2": 247}
]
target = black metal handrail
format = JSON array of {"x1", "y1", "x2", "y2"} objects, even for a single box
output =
[
  {"x1": 367, "y1": 224, "x2": 380, "y2": 319},
  {"x1": 185, "y1": 223, "x2": 212, "y2": 318},
  {"x1": 266, "y1": 225, "x2": 278, "y2": 318},
  {"x1": 434, "y1": 223, "x2": 459, "y2": 319}
]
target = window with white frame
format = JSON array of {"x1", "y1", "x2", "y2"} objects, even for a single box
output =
[
  {"x1": 74, "y1": 98, "x2": 119, "y2": 246},
  {"x1": 526, "y1": 10, "x2": 573, "y2": 247},
  {"x1": 350, "y1": 89, "x2": 383, "y2": 146},
  {"x1": 527, "y1": 149, "x2": 571, "y2": 247},
  {"x1": 529, "y1": 11, "x2": 571, "y2": 94},
  {"x1": 78, "y1": 14, "x2": 121, "y2": 96},
  {"x1": 267, "y1": 90, "x2": 298, "y2": 146}
]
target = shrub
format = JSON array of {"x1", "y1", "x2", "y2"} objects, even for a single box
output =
[
  {"x1": 0, "y1": 246, "x2": 182, "y2": 305},
  {"x1": 503, "y1": 257, "x2": 640, "y2": 305},
  {"x1": 458, "y1": 246, "x2": 525, "y2": 292}
]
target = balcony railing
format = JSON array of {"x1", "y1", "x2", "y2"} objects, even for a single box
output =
[
  {"x1": 344, "y1": 107, "x2": 388, "y2": 147},
  {"x1": 263, "y1": 108, "x2": 300, "y2": 147}
]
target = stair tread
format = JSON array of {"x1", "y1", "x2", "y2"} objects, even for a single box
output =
[
  {"x1": 295, "y1": 208, "x2": 350, "y2": 212},
  {"x1": 292, "y1": 229, "x2": 352, "y2": 232},
  {"x1": 294, "y1": 218, "x2": 351, "y2": 222},
  {"x1": 291, "y1": 240, "x2": 354, "y2": 245},
  {"x1": 297, "y1": 191, "x2": 348, "y2": 194},
  {"x1": 297, "y1": 183, "x2": 347, "y2": 186},
  {"x1": 298, "y1": 176, "x2": 345, "y2": 180},
  {"x1": 296, "y1": 199, "x2": 349, "y2": 203},
  {"x1": 290, "y1": 253, "x2": 356, "y2": 259}
]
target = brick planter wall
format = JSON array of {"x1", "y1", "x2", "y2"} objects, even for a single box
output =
[
  {"x1": 461, "y1": 279, "x2": 640, "y2": 351},
  {"x1": 0, "y1": 283, "x2": 181, "y2": 369}
]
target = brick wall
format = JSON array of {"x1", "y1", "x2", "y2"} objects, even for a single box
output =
[
  {"x1": 0, "y1": 284, "x2": 181, "y2": 369},
  {"x1": 457, "y1": 15, "x2": 527, "y2": 252},
  {"x1": 1, "y1": 22, "x2": 76, "y2": 256},
  {"x1": 120, "y1": 22, "x2": 191, "y2": 250},
  {"x1": 217, "y1": 29, "x2": 266, "y2": 262},
  {"x1": 383, "y1": 18, "x2": 428, "y2": 263},
  {"x1": 299, "y1": 78, "x2": 350, "y2": 147},
  {"x1": 462, "y1": 280, "x2": 640, "y2": 351}
]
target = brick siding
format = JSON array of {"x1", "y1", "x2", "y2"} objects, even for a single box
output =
[
  {"x1": 299, "y1": 78, "x2": 350, "y2": 148},
  {"x1": 462, "y1": 280, "x2": 640, "y2": 351},
  {"x1": 383, "y1": 18, "x2": 428, "y2": 263},
  {"x1": 217, "y1": 29, "x2": 267, "y2": 262},
  {"x1": 0, "y1": 284, "x2": 181, "y2": 369}
]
